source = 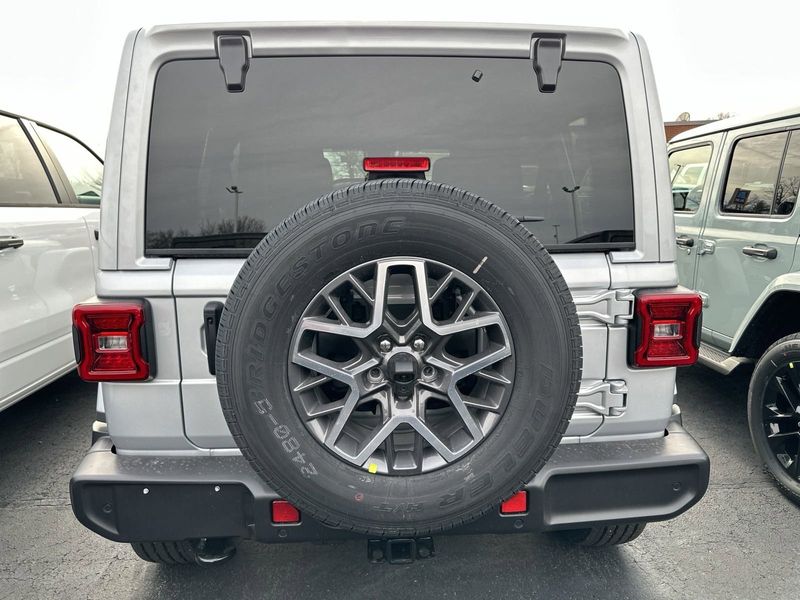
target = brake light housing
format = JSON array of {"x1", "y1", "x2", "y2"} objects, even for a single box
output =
[
  {"x1": 363, "y1": 156, "x2": 430, "y2": 172},
  {"x1": 72, "y1": 301, "x2": 154, "y2": 381},
  {"x1": 631, "y1": 290, "x2": 702, "y2": 368}
]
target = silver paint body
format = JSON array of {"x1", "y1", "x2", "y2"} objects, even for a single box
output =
[{"x1": 96, "y1": 23, "x2": 680, "y2": 455}]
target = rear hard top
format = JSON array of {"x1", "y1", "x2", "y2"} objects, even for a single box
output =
[{"x1": 99, "y1": 22, "x2": 674, "y2": 271}]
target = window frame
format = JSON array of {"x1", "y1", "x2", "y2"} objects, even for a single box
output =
[
  {"x1": 668, "y1": 141, "x2": 714, "y2": 215},
  {"x1": 0, "y1": 114, "x2": 65, "y2": 207},
  {"x1": 717, "y1": 127, "x2": 797, "y2": 220},
  {"x1": 31, "y1": 122, "x2": 103, "y2": 208}
]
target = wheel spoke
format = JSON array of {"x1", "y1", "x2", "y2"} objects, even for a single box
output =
[
  {"x1": 351, "y1": 419, "x2": 399, "y2": 464},
  {"x1": 305, "y1": 400, "x2": 346, "y2": 419},
  {"x1": 766, "y1": 431, "x2": 796, "y2": 450},
  {"x1": 292, "y1": 373, "x2": 331, "y2": 393},
  {"x1": 475, "y1": 369, "x2": 511, "y2": 386},
  {"x1": 461, "y1": 394, "x2": 502, "y2": 412},
  {"x1": 298, "y1": 316, "x2": 373, "y2": 339},
  {"x1": 451, "y1": 289, "x2": 477, "y2": 322},
  {"x1": 428, "y1": 344, "x2": 512, "y2": 382},
  {"x1": 347, "y1": 273, "x2": 374, "y2": 306},
  {"x1": 324, "y1": 293, "x2": 353, "y2": 326},
  {"x1": 775, "y1": 375, "x2": 800, "y2": 412},
  {"x1": 428, "y1": 271, "x2": 454, "y2": 303},
  {"x1": 431, "y1": 312, "x2": 504, "y2": 336}
]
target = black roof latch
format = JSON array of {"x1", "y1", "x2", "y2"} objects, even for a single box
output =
[
  {"x1": 531, "y1": 36, "x2": 565, "y2": 93},
  {"x1": 216, "y1": 33, "x2": 251, "y2": 93}
]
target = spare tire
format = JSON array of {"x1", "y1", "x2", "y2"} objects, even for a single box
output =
[{"x1": 216, "y1": 179, "x2": 581, "y2": 536}]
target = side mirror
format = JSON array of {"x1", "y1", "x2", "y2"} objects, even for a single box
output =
[{"x1": 673, "y1": 191, "x2": 687, "y2": 211}]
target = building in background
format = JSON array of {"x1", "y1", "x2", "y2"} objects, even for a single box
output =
[{"x1": 664, "y1": 119, "x2": 714, "y2": 141}]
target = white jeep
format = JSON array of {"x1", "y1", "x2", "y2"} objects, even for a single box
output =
[{"x1": 70, "y1": 22, "x2": 708, "y2": 565}]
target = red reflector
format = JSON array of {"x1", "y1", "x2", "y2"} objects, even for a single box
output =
[
  {"x1": 271, "y1": 500, "x2": 301, "y2": 524},
  {"x1": 500, "y1": 491, "x2": 527, "y2": 515},
  {"x1": 72, "y1": 302, "x2": 150, "y2": 381},
  {"x1": 363, "y1": 156, "x2": 430, "y2": 172},
  {"x1": 633, "y1": 291, "x2": 702, "y2": 368}
]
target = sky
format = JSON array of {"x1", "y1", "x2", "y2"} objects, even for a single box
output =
[{"x1": 2, "y1": 0, "x2": 798, "y2": 153}]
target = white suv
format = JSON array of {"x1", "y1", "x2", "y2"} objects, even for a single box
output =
[
  {"x1": 0, "y1": 110, "x2": 101, "y2": 411},
  {"x1": 69, "y1": 23, "x2": 709, "y2": 565}
]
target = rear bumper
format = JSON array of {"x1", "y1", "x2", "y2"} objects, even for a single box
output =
[{"x1": 70, "y1": 419, "x2": 709, "y2": 543}]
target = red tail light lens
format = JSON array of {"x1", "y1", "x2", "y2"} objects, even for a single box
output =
[
  {"x1": 500, "y1": 491, "x2": 528, "y2": 515},
  {"x1": 72, "y1": 302, "x2": 151, "y2": 381},
  {"x1": 363, "y1": 156, "x2": 430, "y2": 172},
  {"x1": 632, "y1": 291, "x2": 702, "y2": 367},
  {"x1": 271, "y1": 500, "x2": 301, "y2": 524}
]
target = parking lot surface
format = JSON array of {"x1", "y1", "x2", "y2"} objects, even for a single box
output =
[{"x1": 0, "y1": 365, "x2": 796, "y2": 599}]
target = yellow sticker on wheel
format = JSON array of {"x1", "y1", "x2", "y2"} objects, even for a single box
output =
[{"x1": 368, "y1": 463, "x2": 378, "y2": 474}]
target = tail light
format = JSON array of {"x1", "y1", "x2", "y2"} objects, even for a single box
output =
[
  {"x1": 363, "y1": 156, "x2": 430, "y2": 172},
  {"x1": 72, "y1": 301, "x2": 154, "y2": 381},
  {"x1": 631, "y1": 290, "x2": 702, "y2": 368}
]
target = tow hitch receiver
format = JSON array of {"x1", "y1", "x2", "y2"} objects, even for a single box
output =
[{"x1": 368, "y1": 537, "x2": 435, "y2": 564}]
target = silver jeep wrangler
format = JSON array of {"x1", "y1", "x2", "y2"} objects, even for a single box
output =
[{"x1": 70, "y1": 22, "x2": 709, "y2": 565}]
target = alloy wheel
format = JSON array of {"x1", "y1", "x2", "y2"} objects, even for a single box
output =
[{"x1": 288, "y1": 257, "x2": 515, "y2": 475}]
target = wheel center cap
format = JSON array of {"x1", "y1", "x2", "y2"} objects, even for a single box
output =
[{"x1": 387, "y1": 351, "x2": 418, "y2": 401}]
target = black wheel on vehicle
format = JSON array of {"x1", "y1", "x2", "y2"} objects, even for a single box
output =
[
  {"x1": 551, "y1": 522, "x2": 646, "y2": 547},
  {"x1": 130, "y1": 538, "x2": 237, "y2": 565},
  {"x1": 216, "y1": 179, "x2": 582, "y2": 536},
  {"x1": 748, "y1": 334, "x2": 800, "y2": 505}
]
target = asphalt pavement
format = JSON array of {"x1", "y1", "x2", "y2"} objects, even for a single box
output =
[{"x1": 0, "y1": 365, "x2": 796, "y2": 599}]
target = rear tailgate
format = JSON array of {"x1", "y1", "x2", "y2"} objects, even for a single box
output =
[{"x1": 172, "y1": 255, "x2": 621, "y2": 448}]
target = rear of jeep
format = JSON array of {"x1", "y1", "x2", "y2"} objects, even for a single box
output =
[{"x1": 70, "y1": 23, "x2": 709, "y2": 564}]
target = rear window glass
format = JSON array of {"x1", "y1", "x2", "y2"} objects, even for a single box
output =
[{"x1": 146, "y1": 56, "x2": 634, "y2": 254}]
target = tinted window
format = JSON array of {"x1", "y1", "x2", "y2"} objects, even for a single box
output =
[
  {"x1": 669, "y1": 145, "x2": 712, "y2": 212},
  {"x1": 775, "y1": 131, "x2": 800, "y2": 216},
  {"x1": 38, "y1": 126, "x2": 103, "y2": 205},
  {"x1": 146, "y1": 57, "x2": 634, "y2": 253},
  {"x1": 0, "y1": 115, "x2": 57, "y2": 206},
  {"x1": 722, "y1": 132, "x2": 788, "y2": 216}
]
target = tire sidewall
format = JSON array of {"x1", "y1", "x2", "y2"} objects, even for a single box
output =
[
  {"x1": 217, "y1": 185, "x2": 581, "y2": 534},
  {"x1": 748, "y1": 336, "x2": 800, "y2": 500}
]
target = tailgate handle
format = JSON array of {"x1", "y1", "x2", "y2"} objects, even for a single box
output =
[
  {"x1": 531, "y1": 36, "x2": 564, "y2": 93},
  {"x1": 204, "y1": 301, "x2": 225, "y2": 375}
]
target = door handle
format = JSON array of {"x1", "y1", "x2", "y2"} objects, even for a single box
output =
[
  {"x1": 742, "y1": 245, "x2": 778, "y2": 260},
  {"x1": 0, "y1": 235, "x2": 23, "y2": 250},
  {"x1": 675, "y1": 235, "x2": 694, "y2": 248}
]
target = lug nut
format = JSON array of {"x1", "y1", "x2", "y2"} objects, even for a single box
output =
[
  {"x1": 368, "y1": 367, "x2": 384, "y2": 383},
  {"x1": 421, "y1": 365, "x2": 436, "y2": 382},
  {"x1": 412, "y1": 337, "x2": 426, "y2": 352},
  {"x1": 379, "y1": 339, "x2": 392, "y2": 353}
]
